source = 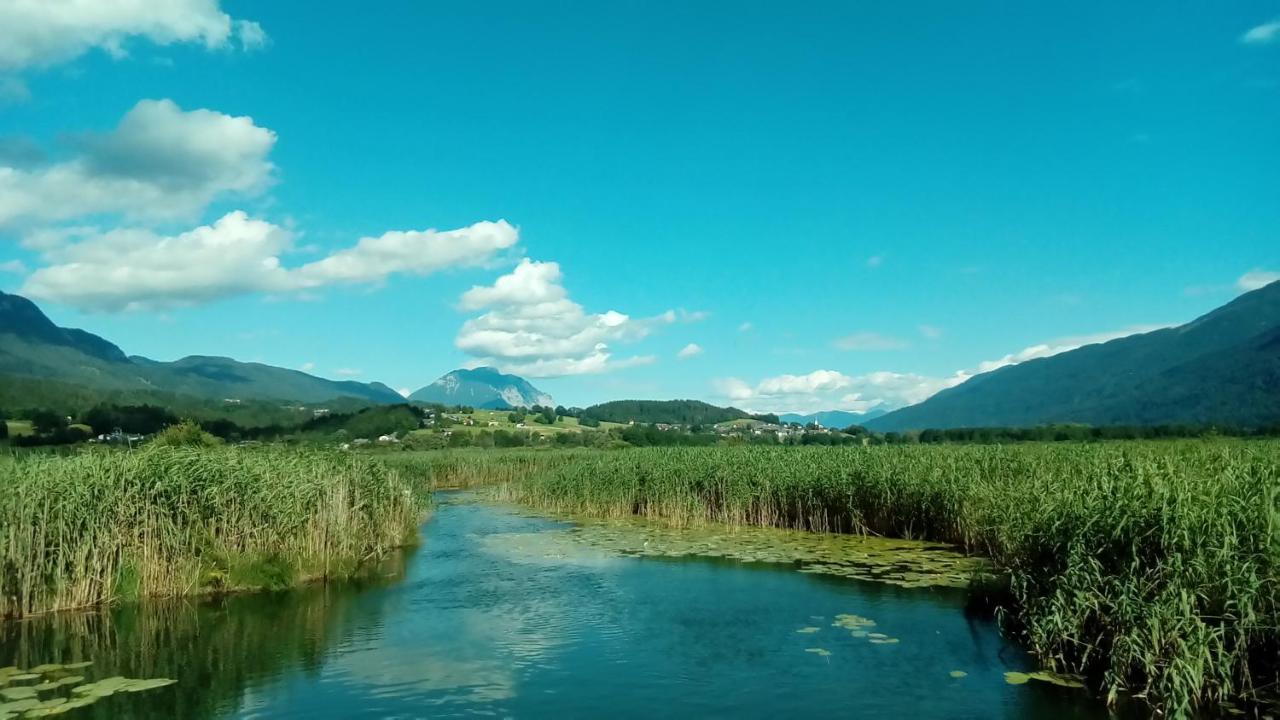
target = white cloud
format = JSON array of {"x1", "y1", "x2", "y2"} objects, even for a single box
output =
[
  {"x1": 0, "y1": 0, "x2": 266, "y2": 70},
  {"x1": 969, "y1": 325, "x2": 1167, "y2": 375},
  {"x1": 918, "y1": 324, "x2": 942, "y2": 339},
  {"x1": 833, "y1": 331, "x2": 909, "y2": 351},
  {"x1": 397, "y1": 387, "x2": 411, "y2": 398},
  {"x1": 455, "y1": 258, "x2": 672, "y2": 378},
  {"x1": 738, "y1": 321, "x2": 753, "y2": 332},
  {"x1": 333, "y1": 368, "x2": 362, "y2": 378},
  {"x1": 0, "y1": 99, "x2": 276, "y2": 228},
  {"x1": 1241, "y1": 19, "x2": 1280, "y2": 45},
  {"x1": 0, "y1": 259, "x2": 25, "y2": 274},
  {"x1": 1237, "y1": 269, "x2": 1279, "y2": 292},
  {"x1": 677, "y1": 343, "x2": 703, "y2": 359},
  {"x1": 715, "y1": 325, "x2": 1167, "y2": 414},
  {"x1": 866, "y1": 255, "x2": 883, "y2": 268},
  {"x1": 19, "y1": 212, "x2": 520, "y2": 311},
  {"x1": 300, "y1": 362, "x2": 316, "y2": 372},
  {"x1": 291, "y1": 219, "x2": 518, "y2": 287}
]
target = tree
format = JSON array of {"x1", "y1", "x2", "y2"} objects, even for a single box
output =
[
  {"x1": 28, "y1": 409, "x2": 67, "y2": 435},
  {"x1": 508, "y1": 411, "x2": 524, "y2": 424},
  {"x1": 0, "y1": 420, "x2": 8, "y2": 441}
]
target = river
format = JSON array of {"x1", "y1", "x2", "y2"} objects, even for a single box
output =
[{"x1": 0, "y1": 493, "x2": 1110, "y2": 718}]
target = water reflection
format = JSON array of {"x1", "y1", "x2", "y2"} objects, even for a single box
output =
[{"x1": 2, "y1": 495, "x2": 1111, "y2": 719}]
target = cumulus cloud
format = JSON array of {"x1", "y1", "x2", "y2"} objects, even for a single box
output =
[
  {"x1": 1237, "y1": 269, "x2": 1279, "y2": 292},
  {"x1": 0, "y1": 99, "x2": 276, "y2": 228},
  {"x1": 677, "y1": 343, "x2": 703, "y2": 359},
  {"x1": 0, "y1": 259, "x2": 25, "y2": 274},
  {"x1": 19, "y1": 212, "x2": 520, "y2": 311},
  {"x1": 333, "y1": 368, "x2": 362, "y2": 378},
  {"x1": 455, "y1": 258, "x2": 672, "y2": 378},
  {"x1": 833, "y1": 331, "x2": 909, "y2": 351},
  {"x1": 714, "y1": 369, "x2": 942, "y2": 414},
  {"x1": 1241, "y1": 19, "x2": 1280, "y2": 45},
  {"x1": 0, "y1": 0, "x2": 266, "y2": 70},
  {"x1": 300, "y1": 362, "x2": 316, "y2": 372},
  {"x1": 716, "y1": 325, "x2": 1167, "y2": 414}
]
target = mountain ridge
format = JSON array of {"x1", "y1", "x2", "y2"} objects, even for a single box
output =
[
  {"x1": 0, "y1": 290, "x2": 403, "y2": 404},
  {"x1": 867, "y1": 281, "x2": 1280, "y2": 431}
]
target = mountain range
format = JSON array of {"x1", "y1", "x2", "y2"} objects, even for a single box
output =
[
  {"x1": 408, "y1": 367, "x2": 554, "y2": 409},
  {"x1": 866, "y1": 280, "x2": 1280, "y2": 431},
  {"x1": 3, "y1": 280, "x2": 1277, "y2": 429},
  {"x1": 0, "y1": 291, "x2": 402, "y2": 405}
]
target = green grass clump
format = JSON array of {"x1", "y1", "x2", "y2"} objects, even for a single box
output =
[
  {"x1": 487, "y1": 442, "x2": 1280, "y2": 715},
  {"x1": 0, "y1": 445, "x2": 431, "y2": 618}
]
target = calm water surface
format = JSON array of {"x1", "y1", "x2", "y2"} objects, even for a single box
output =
[{"x1": 2, "y1": 494, "x2": 1109, "y2": 718}]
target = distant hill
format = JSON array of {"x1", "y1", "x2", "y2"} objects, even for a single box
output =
[
  {"x1": 409, "y1": 367, "x2": 553, "y2": 409},
  {"x1": 779, "y1": 409, "x2": 889, "y2": 428},
  {"x1": 0, "y1": 290, "x2": 403, "y2": 405},
  {"x1": 582, "y1": 399, "x2": 777, "y2": 426},
  {"x1": 868, "y1": 281, "x2": 1280, "y2": 431}
]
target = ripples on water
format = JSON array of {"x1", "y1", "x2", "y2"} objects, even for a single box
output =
[{"x1": 0, "y1": 494, "x2": 1111, "y2": 719}]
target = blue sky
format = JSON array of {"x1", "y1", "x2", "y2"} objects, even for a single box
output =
[{"x1": 0, "y1": 1, "x2": 1277, "y2": 412}]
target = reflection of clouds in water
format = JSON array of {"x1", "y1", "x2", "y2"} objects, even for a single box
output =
[
  {"x1": 324, "y1": 528, "x2": 624, "y2": 708},
  {"x1": 478, "y1": 531, "x2": 621, "y2": 569}
]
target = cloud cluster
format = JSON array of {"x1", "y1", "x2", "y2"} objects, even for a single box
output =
[
  {"x1": 1238, "y1": 269, "x2": 1279, "y2": 292},
  {"x1": 454, "y1": 259, "x2": 670, "y2": 377},
  {"x1": 19, "y1": 212, "x2": 519, "y2": 311},
  {"x1": 0, "y1": 99, "x2": 276, "y2": 228},
  {"x1": 716, "y1": 325, "x2": 1167, "y2": 414},
  {"x1": 2, "y1": 98, "x2": 520, "y2": 311},
  {"x1": 715, "y1": 369, "x2": 955, "y2": 414},
  {"x1": 1241, "y1": 19, "x2": 1280, "y2": 45},
  {"x1": 0, "y1": 0, "x2": 265, "y2": 70}
]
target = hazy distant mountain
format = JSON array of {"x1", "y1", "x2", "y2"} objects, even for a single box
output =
[
  {"x1": 0, "y1": 290, "x2": 403, "y2": 404},
  {"x1": 779, "y1": 409, "x2": 889, "y2": 428},
  {"x1": 409, "y1": 367, "x2": 554, "y2": 409},
  {"x1": 867, "y1": 281, "x2": 1280, "y2": 431}
]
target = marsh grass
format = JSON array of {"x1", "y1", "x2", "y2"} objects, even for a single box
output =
[
  {"x1": 487, "y1": 442, "x2": 1280, "y2": 715},
  {"x1": 0, "y1": 445, "x2": 430, "y2": 618}
]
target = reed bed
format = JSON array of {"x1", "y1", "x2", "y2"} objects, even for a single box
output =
[
  {"x1": 0, "y1": 446, "x2": 431, "y2": 618},
  {"x1": 489, "y1": 442, "x2": 1280, "y2": 715}
]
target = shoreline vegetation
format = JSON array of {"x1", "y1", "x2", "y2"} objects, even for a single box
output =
[
  {"x1": 0, "y1": 434, "x2": 431, "y2": 619},
  {"x1": 461, "y1": 442, "x2": 1278, "y2": 716}
]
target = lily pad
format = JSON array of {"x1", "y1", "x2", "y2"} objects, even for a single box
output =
[
  {"x1": 1004, "y1": 672, "x2": 1031, "y2": 685},
  {"x1": 0, "y1": 687, "x2": 36, "y2": 701},
  {"x1": 1027, "y1": 671, "x2": 1085, "y2": 689},
  {"x1": 869, "y1": 637, "x2": 899, "y2": 644},
  {"x1": 949, "y1": 670, "x2": 968, "y2": 679},
  {"x1": 796, "y1": 627, "x2": 820, "y2": 634},
  {"x1": 803, "y1": 648, "x2": 831, "y2": 657}
]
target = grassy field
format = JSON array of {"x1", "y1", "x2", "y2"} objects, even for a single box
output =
[
  {"x1": 478, "y1": 441, "x2": 1279, "y2": 715},
  {"x1": 0, "y1": 445, "x2": 431, "y2": 618},
  {"x1": 5, "y1": 419, "x2": 33, "y2": 437}
]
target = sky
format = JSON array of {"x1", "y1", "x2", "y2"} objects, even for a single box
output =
[{"x1": 0, "y1": 1, "x2": 1277, "y2": 413}]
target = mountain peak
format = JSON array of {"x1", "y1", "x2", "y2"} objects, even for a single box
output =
[{"x1": 410, "y1": 368, "x2": 553, "y2": 409}]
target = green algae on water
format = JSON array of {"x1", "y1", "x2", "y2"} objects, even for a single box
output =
[{"x1": 523, "y1": 512, "x2": 983, "y2": 590}]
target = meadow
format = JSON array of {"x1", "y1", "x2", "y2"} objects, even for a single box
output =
[
  {"x1": 478, "y1": 441, "x2": 1280, "y2": 715},
  {"x1": 0, "y1": 441, "x2": 431, "y2": 618}
]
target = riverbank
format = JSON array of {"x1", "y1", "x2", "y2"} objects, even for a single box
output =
[
  {"x1": 0, "y1": 445, "x2": 431, "y2": 618},
  {"x1": 482, "y1": 441, "x2": 1279, "y2": 716}
]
